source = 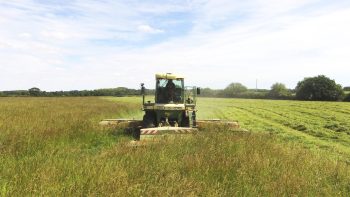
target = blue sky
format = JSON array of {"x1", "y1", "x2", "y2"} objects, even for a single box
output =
[{"x1": 0, "y1": 0, "x2": 350, "y2": 91}]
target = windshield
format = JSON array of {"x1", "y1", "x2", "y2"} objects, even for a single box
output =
[
  {"x1": 156, "y1": 79, "x2": 184, "y2": 103},
  {"x1": 157, "y1": 79, "x2": 182, "y2": 88}
]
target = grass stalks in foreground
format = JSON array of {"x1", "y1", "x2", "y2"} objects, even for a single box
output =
[{"x1": 0, "y1": 97, "x2": 350, "y2": 196}]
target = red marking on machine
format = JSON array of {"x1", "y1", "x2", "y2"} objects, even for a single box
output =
[{"x1": 140, "y1": 127, "x2": 198, "y2": 135}]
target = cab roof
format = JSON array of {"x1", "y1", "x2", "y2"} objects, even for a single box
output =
[{"x1": 155, "y1": 73, "x2": 184, "y2": 79}]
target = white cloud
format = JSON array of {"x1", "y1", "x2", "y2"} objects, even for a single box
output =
[
  {"x1": 0, "y1": 0, "x2": 350, "y2": 91},
  {"x1": 18, "y1": 33, "x2": 32, "y2": 38},
  {"x1": 41, "y1": 30, "x2": 73, "y2": 40},
  {"x1": 137, "y1": 25, "x2": 164, "y2": 34}
]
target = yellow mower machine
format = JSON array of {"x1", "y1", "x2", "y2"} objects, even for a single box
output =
[{"x1": 100, "y1": 73, "x2": 239, "y2": 140}]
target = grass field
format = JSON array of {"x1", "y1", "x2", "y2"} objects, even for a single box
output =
[
  {"x1": 1, "y1": 97, "x2": 350, "y2": 196},
  {"x1": 197, "y1": 98, "x2": 350, "y2": 159}
]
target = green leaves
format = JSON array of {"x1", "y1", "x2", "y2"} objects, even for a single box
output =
[
  {"x1": 296, "y1": 75, "x2": 344, "y2": 101},
  {"x1": 268, "y1": 83, "x2": 292, "y2": 99},
  {"x1": 223, "y1": 83, "x2": 248, "y2": 97}
]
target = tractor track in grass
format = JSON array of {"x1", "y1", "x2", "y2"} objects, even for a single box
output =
[
  {"x1": 278, "y1": 105, "x2": 350, "y2": 123},
  {"x1": 232, "y1": 105, "x2": 350, "y2": 145},
  {"x1": 288, "y1": 103, "x2": 350, "y2": 116},
  {"x1": 219, "y1": 105, "x2": 350, "y2": 158},
  {"x1": 232, "y1": 103, "x2": 350, "y2": 134}
]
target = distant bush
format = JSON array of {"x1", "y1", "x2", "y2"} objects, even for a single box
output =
[
  {"x1": 200, "y1": 88, "x2": 222, "y2": 97},
  {"x1": 0, "y1": 90, "x2": 29, "y2": 97},
  {"x1": 222, "y1": 83, "x2": 248, "y2": 97},
  {"x1": 199, "y1": 87, "x2": 268, "y2": 99},
  {"x1": 267, "y1": 83, "x2": 292, "y2": 100},
  {"x1": 29, "y1": 87, "x2": 41, "y2": 96},
  {"x1": 295, "y1": 75, "x2": 344, "y2": 101},
  {"x1": 343, "y1": 87, "x2": 350, "y2": 91},
  {"x1": 0, "y1": 87, "x2": 145, "y2": 97},
  {"x1": 344, "y1": 94, "x2": 350, "y2": 102}
]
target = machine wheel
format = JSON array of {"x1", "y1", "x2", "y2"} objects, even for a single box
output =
[
  {"x1": 181, "y1": 113, "x2": 190, "y2": 127},
  {"x1": 132, "y1": 128, "x2": 141, "y2": 140},
  {"x1": 143, "y1": 112, "x2": 155, "y2": 128},
  {"x1": 192, "y1": 111, "x2": 197, "y2": 127}
]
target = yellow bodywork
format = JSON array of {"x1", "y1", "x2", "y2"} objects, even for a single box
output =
[
  {"x1": 143, "y1": 103, "x2": 186, "y2": 111},
  {"x1": 155, "y1": 73, "x2": 184, "y2": 80}
]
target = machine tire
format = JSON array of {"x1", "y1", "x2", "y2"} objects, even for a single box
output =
[
  {"x1": 143, "y1": 112, "x2": 155, "y2": 128},
  {"x1": 132, "y1": 128, "x2": 141, "y2": 140},
  {"x1": 182, "y1": 113, "x2": 190, "y2": 127},
  {"x1": 192, "y1": 111, "x2": 197, "y2": 127}
]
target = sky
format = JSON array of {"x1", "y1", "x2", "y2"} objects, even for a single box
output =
[{"x1": 0, "y1": 0, "x2": 350, "y2": 91}]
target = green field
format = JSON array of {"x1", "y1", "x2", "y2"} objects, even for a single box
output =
[
  {"x1": 197, "y1": 98, "x2": 350, "y2": 159},
  {"x1": 1, "y1": 97, "x2": 350, "y2": 196}
]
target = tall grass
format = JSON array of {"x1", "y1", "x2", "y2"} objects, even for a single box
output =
[{"x1": 0, "y1": 97, "x2": 350, "y2": 196}]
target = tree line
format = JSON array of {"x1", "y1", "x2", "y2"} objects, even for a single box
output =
[
  {"x1": 0, "y1": 87, "x2": 155, "y2": 97},
  {"x1": 1, "y1": 75, "x2": 349, "y2": 102},
  {"x1": 201, "y1": 75, "x2": 349, "y2": 102}
]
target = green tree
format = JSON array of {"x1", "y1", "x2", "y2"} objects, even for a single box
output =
[
  {"x1": 223, "y1": 83, "x2": 248, "y2": 97},
  {"x1": 268, "y1": 83, "x2": 291, "y2": 99},
  {"x1": 28, "y1": 87, "x2": 41, "y2": 96},
  {"x1": 295, "y1": 75, "x2": 343, "y2": 101}
]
